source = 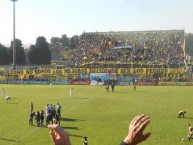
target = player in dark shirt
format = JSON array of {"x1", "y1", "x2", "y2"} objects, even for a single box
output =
[
  {"x1": 40, "y1": 110, "x2": 44, "y2": 126},
  {"x1": 29, "y1": 112, "x2": 35, "y2": 125},
  {"x1": 36, "y1": 111, "x2": 40, "y2": 126},
  {"x1": 111, "y1": 84, "x2": 115, "y2": 92},
  {"x1": 56, "y1": 113, "x2": 60, "y2": 125},
  {"x1": 178, "y1": 111, "x2": 186, "y2": 118},
  {"x1": 133, "y1": 83, "x2": 136, "y2": 91},
  {"x1": 56, "y1": 103, "x2": 62, "y2": 118}
]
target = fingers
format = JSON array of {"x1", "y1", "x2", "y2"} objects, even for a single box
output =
[
  {"x1": 141, "y1": 132, "x2": 151, "y2": 141},
  {"x1": 130, "y1": 114, "x2": 150, "y2": 135},
  {"x1": 50, "y1": 131, "x2": 58, "y2": 145},
  {"x1": 126, "y1": 114, "x2": 151, "y2": 145},
  {"x1": 48, "y1": 124, "x2": 58, "y2": 130},
  {"x1": 48, "y1": 124, "x2": 71, "y2": 145},
  {"x1": 132, "y1": 114, "x2": 145, "y2": 126},
  {"x1": 138, "y1": 116, "x2": 150, "y2": 132},
  {"x1": 48, "y1": 124, "x2": 67, "y2": 137},
  {"x1": 131, "y1": 115, "x2": 140, "y2": 125}
]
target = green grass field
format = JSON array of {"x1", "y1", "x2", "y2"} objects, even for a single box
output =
[{"x1": 0, "y1": 84, "x2": 192, "y2": 145}]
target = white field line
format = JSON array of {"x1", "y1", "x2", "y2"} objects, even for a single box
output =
[
  {"x1": 68, "y1": 103, "x2": 143, "y2": 115},
  {"x1": 10, "y1": 128, "x2": 39, "y2": 145},
  {"x1": 61, "y1": 90, "x2": 105, "y2": 115}
]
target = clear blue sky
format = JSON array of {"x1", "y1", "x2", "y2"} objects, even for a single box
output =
[{"x1": 0, "y1": 0, "x2": 193, "y2": 46}]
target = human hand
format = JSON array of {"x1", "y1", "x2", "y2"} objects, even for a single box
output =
[
  {"x1": 123, "y1": 114, "x2": 151, "y2": 145},
  {"x1": 48, "y1": 124, "x2": 71, "y2": 145}
]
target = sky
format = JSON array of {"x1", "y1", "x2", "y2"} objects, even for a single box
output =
[{"x1": 0, "y1": 0, "x2": 193, "y2": 47}]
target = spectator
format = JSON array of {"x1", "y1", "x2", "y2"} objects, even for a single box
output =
[
  {"x1": 48, "y1": 114, "x2": 151, "y2": 145},
  {"x1": 120, "y1": 114, "x2": 151, "y2": 145},
  {"x1": 48, "y1": 124, "x2": 71, "y2": 145}
]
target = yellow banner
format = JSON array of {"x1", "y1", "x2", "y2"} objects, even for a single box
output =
[
  {"x1": 25, "y1": 70, "x2": 34, "y2": 75},
  {"x1": 34, "y1": 69, "x2": 53, "y2": 75},
  {"x1": 0, "y1": 68, "x2": 5, "y2": 71},
  {"x1": 54, "y1": 69, "x2": 64, "y2": 75},
  {"x1": 146, "y1": 68, "x2": 168, "y2": 74},
  {"x1": 168, "y1": 68, "x2": 184, "y2": 74},
  {"x1": 119, "y1": 68, "x2": 146, "y2": 74},
  {"x1": 63, "y1": 68, "x2": 88, "y2": 74},
  {"x1": 89, "y1": 68, "x2": 118, "y2": 73},
  {"x1": 2, "y1": 67, "x2": 185, "y2": 75},
  {"x1": 7, "y1": 70, "x2": 25, "y2": 75}
]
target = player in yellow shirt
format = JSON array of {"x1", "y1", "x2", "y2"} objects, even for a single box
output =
[
  {"x1": 187, "y1": 124, "x2": 193, "y2": 141},
  {"x1": 105, "y1": 85, "x2": 109, "y2": 92}
]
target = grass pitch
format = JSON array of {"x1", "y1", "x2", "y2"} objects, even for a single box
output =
[{"x1": 0, "y1": 84, "x2": 192, "y2": 145}]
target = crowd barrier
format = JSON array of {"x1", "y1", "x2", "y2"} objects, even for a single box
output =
[
  {"x1": 0, "y1": 81, "x2": 70, "y2": 85},
  {"x1": 0, "y1": 80, "x2": 192, "y2": 86},
  {"x1": 158, "y1": 82, "x2": 193, "y2": 86}
]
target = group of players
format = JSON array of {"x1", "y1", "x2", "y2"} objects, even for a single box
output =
[
  {"x1": 2, "y1": 87, "x2": 64, "y2": 127},
  {"x1": 29, "y1": 110, "x2": 45, "y2": 126},
  {"x1": 178, "y1": 111, "x2": 193, "y2": 141},
  {"x1": 29, "y1": 102, "x2": 62, "y2": 127}
]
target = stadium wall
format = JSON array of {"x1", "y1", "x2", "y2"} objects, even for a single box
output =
[{"x1": 0, "y1": 67, "x2": 192, "y2": 86}]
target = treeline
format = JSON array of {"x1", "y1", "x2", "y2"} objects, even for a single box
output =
[
  {"x1": 0, "y1": 36, "x2": 50, "y2": 65},
  {"x1": 0, "y1": 39, "x2": 25, "y2": 65},
  {"x1": 49, "y1": 34, "x2": 79, "y2": 61},
  {"x1": 0, "y1": 34, "x2": 79, "y2": 65}
]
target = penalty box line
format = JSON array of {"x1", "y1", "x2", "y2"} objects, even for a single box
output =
[{"x1": 61, "y1": 89, "x2": 105, "y2": 115}]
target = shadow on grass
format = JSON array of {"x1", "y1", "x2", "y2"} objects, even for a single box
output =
[
  {"x1": 136, "y1": 91, "x2": 149, "y2": 92},
  {"x1": 111, "y1": 92, "x2": 128, "y2": 93},
  {"x1": 69, "y1": 134, "x2": 84, "y2": 138},
  {"x1": 8, "y1": 102, "x2": 18, "y2": 104},
  {"x1": 185, "y1": 117, "x2": 193, "y2": 119},
  {"x1": 70, "y1": 97, "x2": 88, "y2": 99},
  {"x1": 60, "y1": 118, "x2": 84, "y2": 122},
  {"x1": 0, "y1": 138, "x2": 20, "y2": 142},
  {"x1": 61, "y1": 126, "x2": 79, "y2": 130}
]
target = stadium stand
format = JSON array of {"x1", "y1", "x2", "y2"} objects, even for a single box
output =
[{"x1": 68, "y1": 30, "x2": 185, "y2": 68}]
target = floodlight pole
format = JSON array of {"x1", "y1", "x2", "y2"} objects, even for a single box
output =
[{"x1": 10, "y1": 0, "x2": 17, "y2": 69}]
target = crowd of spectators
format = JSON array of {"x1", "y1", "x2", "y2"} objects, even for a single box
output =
[
  {"x1": 68, "y1": 33, "x2": 118, "y2": 67},
  {"x1": 68, "y1": 30, "x2": 185, "y2": 68}
]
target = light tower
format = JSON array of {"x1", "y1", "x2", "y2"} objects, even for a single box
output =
[{"x1": 10, "y1": 0, "x2": 17, "y2": 69}]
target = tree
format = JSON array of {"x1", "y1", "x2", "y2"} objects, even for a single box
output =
[
  {"x1": 185, "y1": 33, "x2": 193, "y2": 56},
  {"x1": 9, "y1": 39, "x2": 25, "y2": 65},
  {"x1": 29, "y1": 36, "x2": 51, "y2": 64},
  {"x1": 50, "y1": 34, "x2": 74, "y2": 61},
  {"x1": 61, "y1": 34, "x2": 69, "y2": 49},
  {"x1": 69, "y1": 35, "x2": 79, "y2": 49},
  {"x1": 0, "y1": 43, "x2": 9, "y2": 65},
  {"x1": 28, "y1": 45, "x2": 37, "y2": 64},
  {"x1": 50, "y1": 37, "x2": 61, "y2": 44}
]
